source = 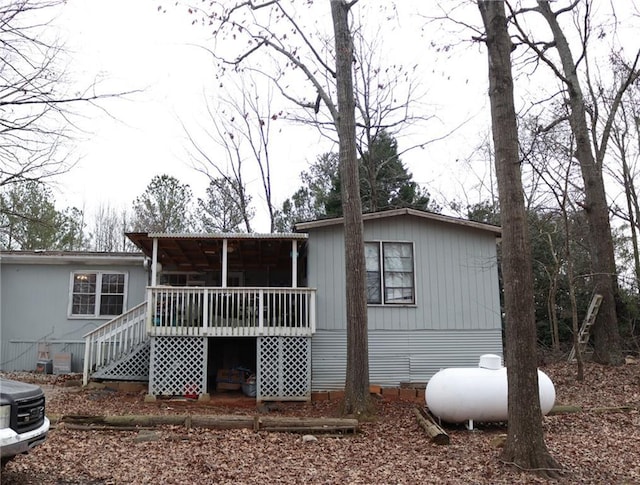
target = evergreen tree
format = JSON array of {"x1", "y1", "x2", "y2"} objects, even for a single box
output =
[
  {"x1": 130, "y1": 175, "x2": 193, "y2": 233},
  {"x1": 197, "y1": 178, "x2": 251, "y2": 233},
  {"x1": 274, "y1": 152, "x2": 339, "y2": 232},
  {"x1": 276, "y1": 132, "x2": 434, "y2": 230},
  {"x1": 326, "y1": 131, "x2": 432, "y2": 216},
  {"x1": 0, "y1": 181, "x2": 86, "y2": 250}
]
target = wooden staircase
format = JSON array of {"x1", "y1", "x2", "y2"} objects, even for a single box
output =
[
  {"x1": 83, "y1": 301, "x2": 150, "y2": 385},
  {"x1": 568, "y1": 294, "x2": 603, "y2": 362}
]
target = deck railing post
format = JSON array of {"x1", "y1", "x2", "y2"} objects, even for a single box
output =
[
  {"x1": 83, "y1": 336, "x2": 91, "y2": 386},
  {"x1": 146, "y1": 287, "x2": 154, "y2": 334},
  {"x1": 310, "y1": 290, "x2": 316, "y2": 334},
  {"x1": 202, "y1": 288, "x2": 209, "y2": 335},
  {"x1": 258, "y1": 289, "x2": 264, "y2": 335}
]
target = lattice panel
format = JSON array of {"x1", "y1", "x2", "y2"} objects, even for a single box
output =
[
  {"x1": 258, "y1": 337, "x2": 310, "y2": 401},
  {"x1": 149, "y1": 337, "x2": 206, "y2": 396},
  {"x1": 259, "y1": 337, "x2": 280, "y2": 398},
  {"x1": 93, "y1": 342, "x2": 150, "y2": 381}
]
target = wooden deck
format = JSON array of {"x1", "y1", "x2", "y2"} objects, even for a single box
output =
[
  {"x1": 147, "y1": 286, "x2": 316, "y2": 337},
  {"x1": 83, "y1": 286, "x2": 316, "y2": 385}
]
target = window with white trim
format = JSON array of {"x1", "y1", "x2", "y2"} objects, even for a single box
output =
[
  {"x1": 365, "y1": 241, "x2": 415, "y2": 305},
  {"x1": 69, "y1": 272, "x2": 127, "y2": 317}
]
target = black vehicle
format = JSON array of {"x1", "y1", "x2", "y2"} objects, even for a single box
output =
[{"x1": 0, "y1": 378, "x2": 49, "y2": 467}]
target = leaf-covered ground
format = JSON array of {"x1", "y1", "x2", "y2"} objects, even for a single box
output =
[{"x1": 2, "y1": 361, "x2": 639, "y2": 484}]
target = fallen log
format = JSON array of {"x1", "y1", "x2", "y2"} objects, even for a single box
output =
[
  {"x1": 546, "y1": 404, "x2": 640, "y2": 416},
  {"x1": 190, "y1": 415, "x2": 254, "y2": 429},
  {"x1": 414, "y1": 408, "x2": 449, "y2": 445},
  {"x1": 257, "y1": 416, "x2": 358, "y2": 434},
  {"x1": 590, "y1": 405, "x2": 639, "y2": 414},
  {"x1": 57, "y1": 414, "x2": 358, "y2": 434},
  {"x1": 61, "y1": 415, "x2": 190, "y2": 427},
  {"x1": 548, "y1": 405, "x2": 582, "y2": 415},
  {"x1": 63, "y1": 424, "x2": 154, "y2": 432}
]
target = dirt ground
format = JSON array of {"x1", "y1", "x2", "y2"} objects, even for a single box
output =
[{"x1": 1, "y1": 360, "x2": 639, "y2": 484}]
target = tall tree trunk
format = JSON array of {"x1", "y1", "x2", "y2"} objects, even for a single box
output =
[
  {"x1": 330, "y1": 0, "x2": 371, "y2": 416},
  {"x1": 478, "y1": 1, "x2": 561, "y2": 476},
  {"x1": 536, "y1": 1, "x2": 622, "y2": 365},
  {"x1": 622, "y1": 155, "x2": 640, "y2": 295}
]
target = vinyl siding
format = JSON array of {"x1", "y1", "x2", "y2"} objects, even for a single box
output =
[
  {"x1": 306, "y1": 214, "x2": 501, "y2": 333},
  {"x1": 306, "y1": 225, "x2": 346, "y2": 331},
  {"x1": 311, "y1": 329, "x2": 503, "y2": 390},
  {"x1": 0, "y1": 341, "x2": 86, "y2": 373},
  {"x1": 0, "y1": 261, "x2": 147, "y2": 372}
]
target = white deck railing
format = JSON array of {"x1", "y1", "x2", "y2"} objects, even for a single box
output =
[
  {"x1": 147, "y1": 286, "x2": 316, "y2": 337},
  {"x1": 83, "y1": 301, "x2": 148, "y2": 385}
]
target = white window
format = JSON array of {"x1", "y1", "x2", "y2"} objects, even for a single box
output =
[
  {"x1": 365, "y1": 241, "x2": 415, "y2": 305},
  {"x1": 69, "y1": 272, "x2": 127, "y2": 317}
]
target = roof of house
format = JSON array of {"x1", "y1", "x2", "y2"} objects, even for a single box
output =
[
  {"x1": 0, "y1": 251, "x2": 144, "y2": 265},
  {"x1": 140, "y1": 232, "x2": 307, "y2": 240},
  {"x1": 294, "y1": 208, "x2": 502, "y2": 236}
]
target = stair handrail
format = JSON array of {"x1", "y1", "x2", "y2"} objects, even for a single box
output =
[{"x1": 83, "y1": 301, "x2": 148, "y2": 385}]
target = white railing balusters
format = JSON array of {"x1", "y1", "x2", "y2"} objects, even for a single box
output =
[
  {"x1": 84, "y1": 287, "x2": 317, "y2": 384},
  {"x1": 83, "y1": 301, "x2": 148, "y2": 385},
  {"x1": 147, "y1": 286, "x2": 315, "y2": 338}
]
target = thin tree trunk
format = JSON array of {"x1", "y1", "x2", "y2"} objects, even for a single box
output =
[
  {"x1": 545, "y1": 233, "x2": 561, "y2": 352},
  {"x1": 330, "y1": 0, "x2": 371, "y2": 416},
  {"x1": 567, "y1": 254, "x2": 584, "y2": 381},
  {"x1": 622, "y1": 156, "x2": 640, "y2": 294},
  {"x1": 478, "y1": 1, "x2": 561, "y2": 477},
  {"x1": 536, "y1": 1, "x2": 622, "y2": 365}
]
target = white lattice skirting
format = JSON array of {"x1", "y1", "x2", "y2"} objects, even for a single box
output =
[
  {"x1": 258, "y1": 336, "x2": 311, "y2": 401},
  {"x1": 149, "y1": 337, "x2": 207, "y2": 396},
  {"x1": 92, "y1": 341, "x2": 150, "y2": 382},
  {"x1": 147, "y1": 336, "x2": 310, "y2": 400}
]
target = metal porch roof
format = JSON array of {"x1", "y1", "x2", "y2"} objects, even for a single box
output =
[{"x1": 126, "y1": 232, "x2": 307, "y2": 272}]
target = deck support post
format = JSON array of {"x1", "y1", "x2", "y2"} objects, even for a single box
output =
[{"x1": 292, "y1": 240, "x2": 298, "y2": 289}]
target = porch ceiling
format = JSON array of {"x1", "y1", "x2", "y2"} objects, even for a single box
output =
[{"x1": 126, "y1": 233, "x2": 307, "y2": 272}]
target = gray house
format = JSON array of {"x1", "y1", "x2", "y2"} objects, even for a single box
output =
[
  {"x1": 0, "y1": 209, "x2": 502, "y2": 401},
  {"x1": 299, "y1": 208, "x2": 503, "y2": 389},
  {"x1": 0, "y1": 251, "x2": 147, "y2": 373}
]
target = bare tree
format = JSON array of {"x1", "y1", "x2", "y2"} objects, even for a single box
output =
[
  {"x1": 330, "y1": 0, "x2": 371, "y2": 416},
  {"x1": 520, "y1": 111, "x2": 579, "y2": 353},
  {"x1": 184, "y1": 0, "x2": 372, "y2": 414},
  {"x1": 90, "y1": 202, "x2": 128, "y2": 252},
  {"x1": 0, "y1": 0, "x2": 130, "y2": 192},
  {"x1": 607, "y1": 65, "x2": 640, "y2": 297},
  {"x1": 507, "y1": 0, "x2": 640, "y2": 364},
  {"x1": 527, "y1": 120, "x2": 589, "y2": 376},
  {"x1": 186, "y1": 3, "x2": 436, "y2": 233},
  {"x1": 184, "y1": 76, "x2": 278, "y2": 232},
  {"x1": 478, "y1": 0, "x2": 561, "y2": 477}
]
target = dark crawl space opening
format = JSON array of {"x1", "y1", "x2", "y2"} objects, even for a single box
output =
[{"x1": 207, "y1": 337, "x2": 257, "y2": 395}]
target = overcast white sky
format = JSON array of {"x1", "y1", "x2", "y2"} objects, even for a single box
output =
[{"x1": 49, "y1": 1, "x2": 491, "y2": 232}]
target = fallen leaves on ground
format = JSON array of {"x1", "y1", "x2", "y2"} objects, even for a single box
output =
[{"x1": 2, "y1": 360, "x2": 639, "y2": 484}]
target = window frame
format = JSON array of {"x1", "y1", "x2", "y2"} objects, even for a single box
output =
[
  {"x1": 365, "y1": 241, "x2": 416, "y2": 306},
  {"x1": 68, "y1": 271, "x2": 128, "y2": 318}
]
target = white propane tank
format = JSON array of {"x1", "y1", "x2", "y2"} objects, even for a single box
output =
[{"x1": 425, "y1": 354, "x2": 555, "y2": 425}]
